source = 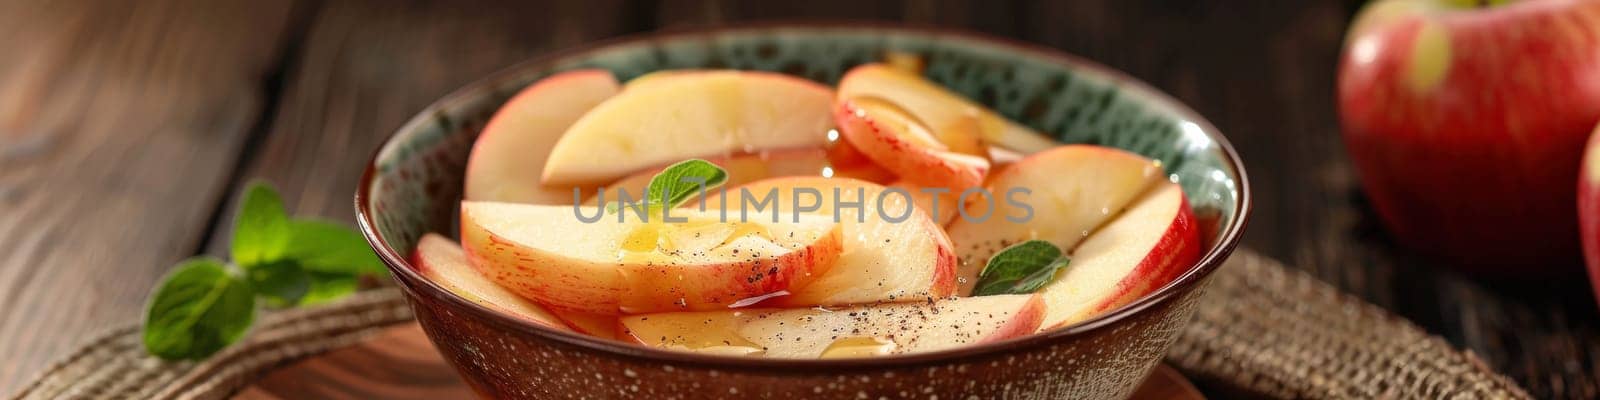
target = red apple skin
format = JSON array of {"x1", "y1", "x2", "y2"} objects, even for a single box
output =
[
  {"x1": 1579, "y1": 127, "x2": 1600, "y2": 304},
  {"x1": 1339, "y1": 0, "x2": 1600, "y2": 272},
  {"x1": 835, "y1": 99, "x2": 990, "y2": 191},
  {"x1": 984, "y1": 294, "x2": 1047, "y2": 343},
  {"x1": 1081, "y1": 195, "x2": 1202, "y2": 322}
]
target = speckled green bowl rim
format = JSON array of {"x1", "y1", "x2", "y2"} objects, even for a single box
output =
[{"x1": 356, "y1": 22, "x2": 1252, "y2": 371}]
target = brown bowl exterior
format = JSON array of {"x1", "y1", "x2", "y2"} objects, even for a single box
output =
[
  {"x1": 357, "y1": 23, "x2": 1250, "y2": 400},
  {"x1": 402, "y1": 267, "x2": 1212, "y2": 399}
]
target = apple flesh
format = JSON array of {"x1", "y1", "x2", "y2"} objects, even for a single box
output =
[
  {"x1": 889, "y1": 180, "x2": 961, "y2": 226},
  {"x1": 946, "y1": 145, "x2": 1164, "y2": 295},
  {"x1": 460, "y1": 202, "x2": 843, "y2": 314},
  {"x1": 550, "y1": 310, "x2": 621, "y2": 340},
  {"x1": 835, "y1": 97, "x2": 991, "y2": 190},
  {"x1": 620, "y1": 294, "x2": 1043, "y2": 358},
  {"x1": 542, "y1": 70, "x2": 834, "y2": 185},
  {"x1": 824, "y1": 127, "x2": 875, "y2": 168},
  {"x1": 411, "y1": 233, "x2": 570, "y2": 330},
  {"x1": 705, "y1": 177, "x2": 957, "y2": 307},
  {"x1": 1037, "y1": 182, "x2": 1201, "y2": 329},
  {"x1": 464, "y1": 69, "x2": 620, "y2": 204},
  {"x1": 1339, "y1": 0, "x2": 1600, "y2": 271},
  {"x1": 584, "y1": 148, "x2": 894, "y2": 206},
  {"x1": 837, "y1": 63, "x2": 1058, "y2": 154}
]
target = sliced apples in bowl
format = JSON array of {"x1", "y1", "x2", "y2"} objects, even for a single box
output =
[
  {"x1": 427, "y1": 62, "x2": 1217, "y2": 359},
  {"x1": 359, "y1": 28, "x2": 1247, "y2": 400}
]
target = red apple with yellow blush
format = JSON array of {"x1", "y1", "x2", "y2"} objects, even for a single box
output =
[{"x1": 1339, "y1": 0, "x2": 1600, "y2": 272}]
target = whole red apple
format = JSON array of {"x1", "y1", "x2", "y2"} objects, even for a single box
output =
[
  {"x1": 1579, "y1": 127, "x2": 1600, "y2": 301},
  {"x1": 1339, "y1": 0, "x2": 1600, "y2": 273}
]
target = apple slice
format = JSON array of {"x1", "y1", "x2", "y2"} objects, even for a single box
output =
[
  {"x1": 411, "y1": 233, "x2": 570, "y2": 330},
  {"x1": 706, "y1": 177, "x2": 957, "y2": 306},
  {"x1": 465, "y1": 69, "x2": 620, "y2": 204},
  {"x1": 824, "y1": 128, "x2": 875, "y2": 168},
  {"x1": 837, "y1": 64, "x2": 1058, "y2": 154},
  {"x1": 1038, "y1": 182, "x2": 1201, "y2": 330},
  {"x1": 836, "y1": 97, "x2": 991, "y2": 190},
  {"x1": 550, "y1": 310, "x2": 621, "y2": 340},
  {"x1": 988, "y1": 146, "x2": 1027, "y2": 165},
  {"x1": 889, "y1": 180, "x2": 961, "y2": 226},
  {"x1": 542, "y1": 71, "x2": 834, "y2": 184},
  {"x1": 620, "y1": 294, "x2": 1043, "y2": 358},
  {"x1": 461, "y1": 202, "x2": 843, "y2": 314},
  {"x1": 583, "y1": 148, "x2": 895, "y2": 206},
  {"x1": 946, "y1": 145, "x2": 1164, "y2": 295}
]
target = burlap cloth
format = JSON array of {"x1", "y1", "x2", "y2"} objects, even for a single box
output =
[{"x1": 9, "y1": 250, "x2": 1530, "y2": 399}]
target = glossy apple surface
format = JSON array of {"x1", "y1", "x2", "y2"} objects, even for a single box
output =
[
  {"x1": 1036, "y1": 182, "x2": 1200, "y2": 329},
  {"x1": 542, "y1": 71, "x2": 834, "y2": 184},
  {"x1": 411, "y1": 233, "x2": 570, "y2": 330},
  {"x1": 835, "y1": 97, "x2": 991, "y2": 190},
  {"x1": 461, "y1": 202, "x2": 843, "y2": 314},
  {"x1": 1339, "y1": 0, "x2": 1600, "y2": 271},
  {"x1": 550, "y1": 310, "x2": 621, "y2": 340},
  {"x1": 620, "y1": 294, "x2": 1043, "y2": 358},
  {"x1": 706, "y1": 177, "x2": 957, "y2": 306},
  {"x1": 583, "y1": 148, "x2": 894, "y2": 206},
  {"x1": 464, "y1": 69, "x2": 619, "y2": 204},
  {"x1": 889, "y1": 179, "x2": 961, "y2": 226},
  {"x1": 946, "y1": 145, "x2": 1163, "y2": 294},
  {"x1": 837, "y1": 63, "x2": 1057, "y2": 154}
]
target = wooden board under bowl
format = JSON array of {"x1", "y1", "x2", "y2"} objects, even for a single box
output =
[{"x1": 234, "y1": 323, "x2": 1203, "y2": 399}]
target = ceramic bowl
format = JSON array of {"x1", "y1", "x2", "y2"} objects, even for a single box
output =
[{"x1": 357, "y1": 24, "x2": 1250, "y2": 400}]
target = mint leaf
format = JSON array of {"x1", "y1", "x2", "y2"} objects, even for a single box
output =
[
  {"x1": 646, "y1": 159, "x2": 727, "y2": 209},
  {"x1": 245, "y1": 260, "x2": 311, "y2": 308},
  {"x1": 142, "y1": 258, "x2": 256, "y2": 360},
  {"x1": 972, "y1": 240, "x2": 1071, "y2": 296},
  {"x1": 284, "y1": 219, "x2": 384, "y2": 275},
  {"x1": 143, "y1": 181, "x2": 380, "y2": 360},
  {"x1": 297, "y1": 272, "x2": 360, "y2": 306},
  {"x1": 231, "y1": 182, "x2": 290, "y2": 268}
]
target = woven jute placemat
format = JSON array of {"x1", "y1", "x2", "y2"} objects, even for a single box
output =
[{"x1": 8, "y1": 249, "x2": 1530, "y2": 399}]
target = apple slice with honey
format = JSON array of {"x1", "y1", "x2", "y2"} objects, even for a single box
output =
[
  {"x1": 835, "y1": 97, "x2": 992, "y2": 190},
  {"x1": 837, "y1": 64, "x2": 1057, "y2": 154},
  {"x1": 620, "y1": 294, "x2": 1044, "y2": 358},
  {"x1": 946, "y1": 145, "x2": 1164, "y2": 295},
  {"x1": 705, "y1": 177, "x2": 957, "y2": 307},
  {"x1": 583, "y1": 148, "x2": 894, "y2": 207},
  {"x1": 412, "y1": 233, "x2": 570, "y2": 330},
  {"x1": 542, "y1": 71, "x2": 835, "y2": 185},
  {"x1": 1037, "y1": 182, "x2": 1202, "y2": 329},
  {"x1": 461, "y1": 202, "x2": 843, "y2": 314}
]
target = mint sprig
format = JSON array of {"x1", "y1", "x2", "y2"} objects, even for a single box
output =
[
  {"x1": 971, "y1": 240, "x2": 1071, "y2": 296},
  {"x1": 606, "y1": 159, "x2": 728, "y2": 214},
  {"x1": 142, "y1": 181, "x2": 381, "y2": 360}
]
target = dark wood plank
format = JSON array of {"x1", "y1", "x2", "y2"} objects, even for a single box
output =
[
  {"x1": 237, "y1": 324, "x2": 474, "y2": 400},
  {"x1": 236, "y1": 323, "x2": 1204, "y2": 400},
  {"x1": 0, "y1": 0, "x2": 297, "y2": 392},
  {"x1": 203, "y1": 0, "x2": 643, "y2": 253}
]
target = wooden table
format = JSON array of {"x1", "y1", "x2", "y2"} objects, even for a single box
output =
[{"x1": 1, "y1": 0, "x2": 1595, "y2": 398}]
